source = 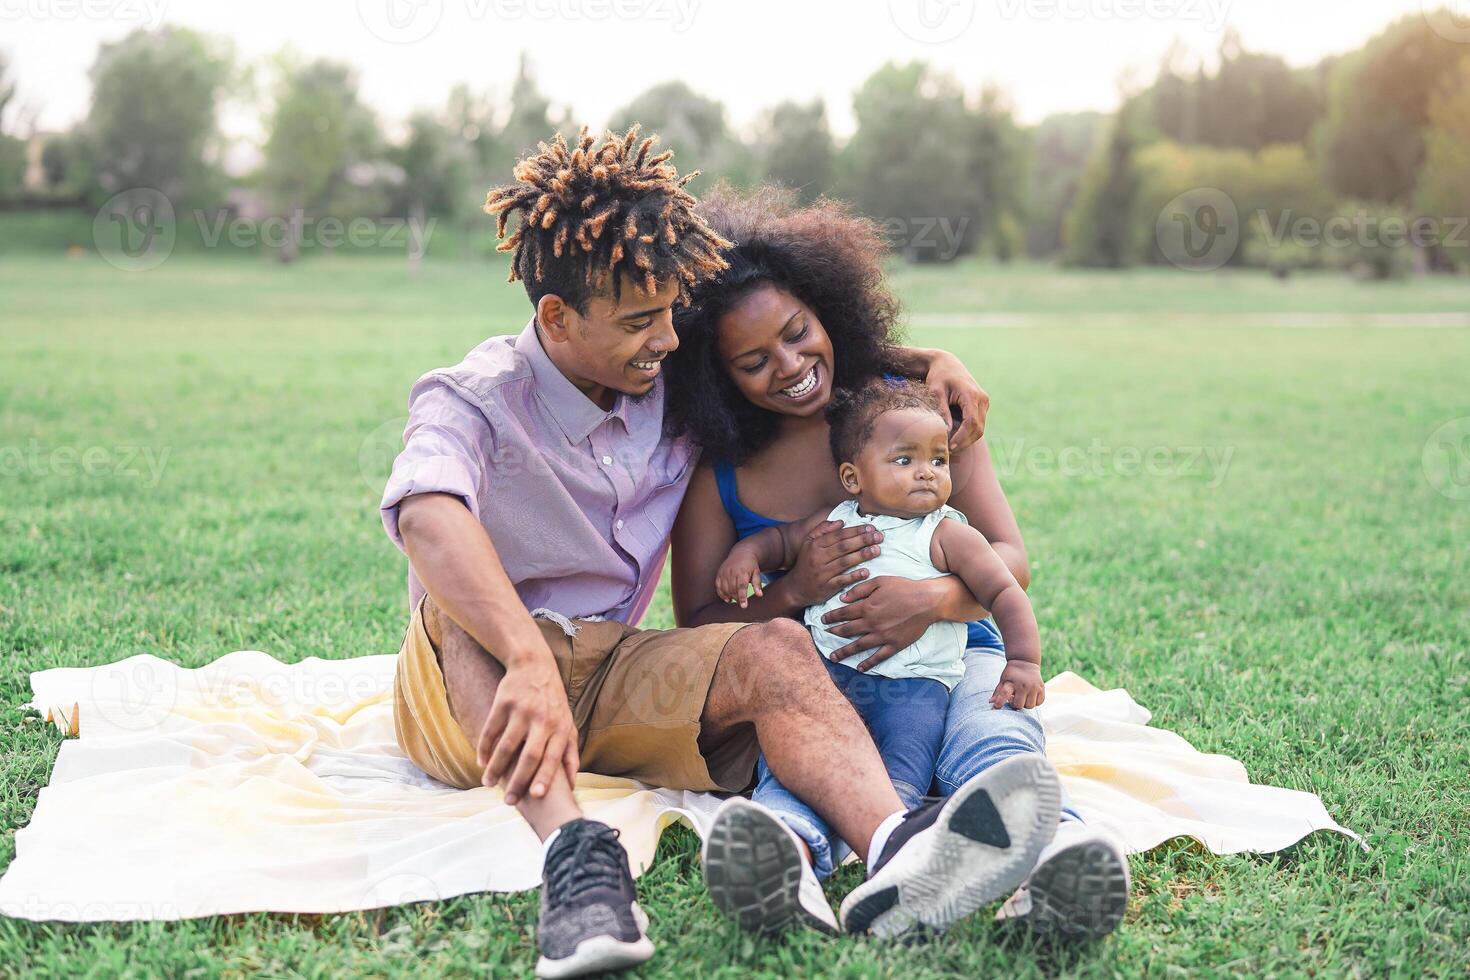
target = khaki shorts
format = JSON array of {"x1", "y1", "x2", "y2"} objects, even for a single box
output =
[{"x1": 392, "y1": 597, "x2": 759, "y2": 793}]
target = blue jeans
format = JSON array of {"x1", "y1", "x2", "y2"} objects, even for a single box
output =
[{"x1": 754, "y1": 620, "x2": 1082, "y2": 880}]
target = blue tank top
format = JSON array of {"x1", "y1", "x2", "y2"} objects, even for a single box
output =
[{"x1": 709, "y1": 460, "x2": 1004, "y2": 652}]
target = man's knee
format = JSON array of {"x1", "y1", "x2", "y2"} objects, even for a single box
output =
[{"x1": 720, "y1": 619, "x2": 833, "y2": 708}]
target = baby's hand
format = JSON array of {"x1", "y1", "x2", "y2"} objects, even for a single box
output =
[
  {"x1": 990, "y1": 660, "x2": 1046, "y2": 710},
  {"x1": 716, "y1": 553, "x2": 765, "y2": 608}
]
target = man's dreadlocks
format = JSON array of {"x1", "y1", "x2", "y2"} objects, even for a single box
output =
[{"x1": 484, "y1": 125, "x2": 732, "y2": 312}]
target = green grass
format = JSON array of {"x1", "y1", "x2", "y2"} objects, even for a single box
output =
[{"x1": 2, "y1": 253, "x2": 1468, "y2": 977}]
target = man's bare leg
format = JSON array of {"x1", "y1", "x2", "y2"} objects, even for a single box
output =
[
  {"x1": 425, "y1": 599, "x2": 581, "y2": 839},
  {"x1": 700, "y1": 618, "x2": 903, "y2": 863}
]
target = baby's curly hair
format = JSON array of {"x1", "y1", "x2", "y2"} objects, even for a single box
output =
[
  {"x1": 663, "y1": 185, "x2": 907, "y2": 463},
  {"x1": 484, "y1": 125, "x2": 731, "y2": 311},
  {"x1": 827, "y1": 378, "x2": 943, "y2": 464}
]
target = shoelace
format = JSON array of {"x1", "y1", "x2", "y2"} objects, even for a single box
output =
[{"x1": 544, "y1": 826, "x2": 626, "y2": 905}]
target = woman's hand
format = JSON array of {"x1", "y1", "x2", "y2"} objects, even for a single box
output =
[
  {"x1": 820, "y1": 576, "x2": 949, "y2": 670},
  {"x1": 784, "y1": 520, "x2": 884, "y2": 608},
  {"x1": 923, "y1": 350, "x2": 990, "y2": 453}
]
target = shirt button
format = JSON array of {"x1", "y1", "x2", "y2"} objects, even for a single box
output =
[
  {"x1": 615, "y1": 519, "x2": 624, "y2": 529},
  {"x1": 601, "y1": 455, "x2": 613, "y2": 466}
]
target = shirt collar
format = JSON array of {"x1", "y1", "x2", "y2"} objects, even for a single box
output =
[{"x1": 515, "y1": 318, "x2": 631, "y2": 445}]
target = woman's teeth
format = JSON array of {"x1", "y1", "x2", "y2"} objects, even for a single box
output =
[
  {"x1": 631, "y1": 358, "x2": 661, "y2": 370},
  {"x1": 781, "y1": 367, "x2": 818, "y2": 398}
]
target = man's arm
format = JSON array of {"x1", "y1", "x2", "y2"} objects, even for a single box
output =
[{"x1": 397, "y1": 492, "x2": 579, "y2": 803}]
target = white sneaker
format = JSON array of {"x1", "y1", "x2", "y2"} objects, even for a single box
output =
[
  {"x1": 839, "y1": 754, "x2": 1063, "y2": 941},
  {"x1": 995, "y1": 820, "x2": 1130, "y2": 940},
  {"x1": 701, "y1": 797, "x2": 839, "y2": 936}
]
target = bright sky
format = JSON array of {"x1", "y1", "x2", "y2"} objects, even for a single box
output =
[{"x1": 2, "y1": 0, "x2": 1453, "y2": 145}]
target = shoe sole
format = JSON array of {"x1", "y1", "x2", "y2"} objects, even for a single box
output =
[
  {"x1": 534, "y1": 905, "x2": 654, "y2": 979},
  {"x1": 1016, "y1": 840, "x2": 1130, "y2": 940},
  {"x1": 703, "y1": 800, "x2": 837, "y2": 936},
  {"x1": 841, "y1": 755, "x2": 1062, "y2": 940}
]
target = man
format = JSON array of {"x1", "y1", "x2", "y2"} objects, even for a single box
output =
[{"x1": 382, "y1": 127, "x2": 1062, "y2": 978}]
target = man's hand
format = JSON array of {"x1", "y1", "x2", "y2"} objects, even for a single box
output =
[
  {"x1": 478, "y1": 653, "x2": 579, "y2": 805},
  {"x1": 820, "y1": 576, "x2": 943, "y2": 670},
  {"x1": 923, "y1": 350, "x2": 990, "y2": 453},
  {"x1": 991, "y1": 660, "x2": 1045, "y2": 710}
]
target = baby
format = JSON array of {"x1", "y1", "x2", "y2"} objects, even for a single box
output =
[{"x1": 715, "y1": 377, "x2": 1044, "y2": 807}]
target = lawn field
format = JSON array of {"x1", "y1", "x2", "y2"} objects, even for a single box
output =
[{"x1": 2, "y1": 253, "x2": 1468, "y2": 977}]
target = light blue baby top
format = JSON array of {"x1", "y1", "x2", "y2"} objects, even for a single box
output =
[{"x1": 804, "y1": 498, "x2": 969, "y2": 690}]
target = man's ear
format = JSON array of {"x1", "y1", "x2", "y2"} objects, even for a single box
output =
[
  {"x1": 536, "y1": 294, "x2": 575, "y2": 343},
  {"x1": 838, "y1": 462, "x2": 861, "y2": 495}
]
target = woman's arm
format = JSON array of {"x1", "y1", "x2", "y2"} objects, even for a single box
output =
[
  {"x1": 946, "y1": 436, "x2": 1030, "y2": 590},
  {"x1": 890, "y1": 345, "x2": 990, "y2": 452},
  {"x1": 671, "y1": 466, "x2": 880, "y2": 627}
]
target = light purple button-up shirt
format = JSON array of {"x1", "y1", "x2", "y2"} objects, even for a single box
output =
[{"x1": 380, "y1": 319, "x2": 697, "y2": 624}]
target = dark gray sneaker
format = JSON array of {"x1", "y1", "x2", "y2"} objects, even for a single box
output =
[
  {"x1": 995, "y1": 821, "x2": 1130, "y2": 940},
  {"x1": 839, "y1": 754, "x2": 1062, "y2": 941},
  {"x1": 535, "y1": 819, "x2": 654, "y2": 979}
]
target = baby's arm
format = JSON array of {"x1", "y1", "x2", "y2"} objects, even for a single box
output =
[
  {"x1": 931, "y1": 519, "x2": 1046, "y2": 709},
  {"x1": 715, "y1": 510, "x2": 833, "y2": 608}
]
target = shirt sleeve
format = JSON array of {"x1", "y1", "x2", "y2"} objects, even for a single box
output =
[{"x1": 379, "y1": 381, "x2": 493, "y2": 552}]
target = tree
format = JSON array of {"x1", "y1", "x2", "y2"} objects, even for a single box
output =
[
  {"x1": 962, "y1": 86, "x2": 1030, "y2": 260},
  {"x1": 1147, "y1": 32, "x2": 1322, "y2": 153},
  {"x1": 838, "y1": 62, "x2": 974, "y2": 262},
  {"x1": 608, "y1": 81, "x2": 755, "y2": 188},
  {"x1": 0, "y1": 52, "x2": 25, "y2": 202},
  {"x1": 83, "y1": 27, "x2": 233, "y2": 206},
  {"x1": 260, "y1": 57, "x2": 381, "y2": 260},
  {"x1": 389, "y1": 110, "x2": 463, "y2": 219},
  {"x1": 1316, "y1": 13, "x2": 1468, "y2": 204},
  {"x1": 1415, "y1": 59, "x2": 1470, "y2": 270},
  {"x1": 1025, "y1": 111, "x2": 1103, "y2": 257},
  {"x1": 1062, "y1": 99, "x2": 1145, "y2": 267},
  {"x1": 757, "y1": 99, "x2": 833, "y2": 203}
]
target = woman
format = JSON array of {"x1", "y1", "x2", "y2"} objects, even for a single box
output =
[{"x1": 666, "y1": 186, "x2": 1128, "y2": 941}]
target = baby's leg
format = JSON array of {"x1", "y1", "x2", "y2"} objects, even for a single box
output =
[{"x1": 838, "y1": 667, "x2": 950, "y2": 809}]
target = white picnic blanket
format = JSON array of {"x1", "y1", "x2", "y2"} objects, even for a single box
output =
[{"x1": 0, "y1": 651, "x2": 1359, "y2": 921}]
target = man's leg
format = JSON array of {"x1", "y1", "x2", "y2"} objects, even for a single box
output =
[
  {"x1": 698, "y1": 618, "x2": 903, "y2": 861},
  {"x1": 700, "y1": 619, "x2": 1062, "y2": 941},
  {"x1": 937, "y1": 644, "x2": 1129, "y2": 940},
  {"x1": 426, "y1": 597, "x2": 582, "y2": 836},
  {"x1": 425, "y1": 599, "x2": 653, "y2": 978}
]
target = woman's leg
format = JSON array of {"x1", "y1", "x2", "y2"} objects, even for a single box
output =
[
  {"x1": 935, "y1": 643, "x2": 1083, "y2": 822},
  {"x1": 749, "y1": 752, "x2": 838, "y2": 878}
]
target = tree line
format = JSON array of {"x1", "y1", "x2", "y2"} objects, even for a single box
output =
[{"x1": 2, "y1": 11, "x2": 1467, "y2": 274}]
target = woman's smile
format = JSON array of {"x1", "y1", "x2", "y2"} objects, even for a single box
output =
[{"x1": 775, "y1": 363, "x2": 822, "y2": 403}]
